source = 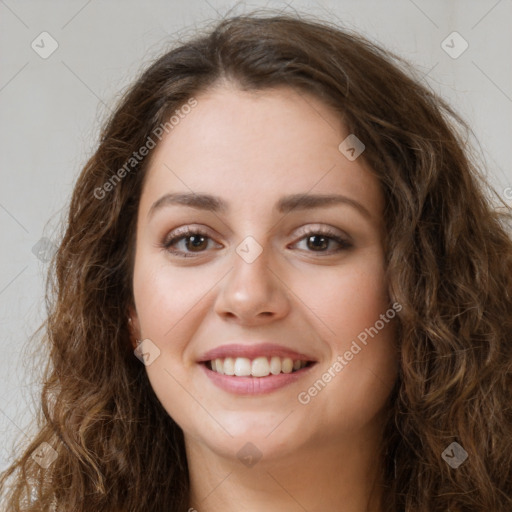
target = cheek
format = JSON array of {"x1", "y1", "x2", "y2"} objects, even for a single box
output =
[
  {"x1": 292, "y1": 253, "x2": 390, "y2": 346},
  {"x1": 131, "y1": 255, "x2": 216, "y2": 430},
  {"x1": 293, "y1": 254, "x2": 397, "y2": 413},
  {"x1": 132, "y1": 253, "x2": 214, "y2": 341}
]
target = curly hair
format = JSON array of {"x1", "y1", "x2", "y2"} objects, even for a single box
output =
[{"x1": 1, "y1": 10, "x2": 511, "y2": 512}]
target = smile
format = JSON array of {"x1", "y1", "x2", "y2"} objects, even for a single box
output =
[
  {"x1": 198, "y1": 342, "x2": 318, "y2": 394},
  {"x1": 206, "y1": 356, "x2": 312, "y2": 377}
]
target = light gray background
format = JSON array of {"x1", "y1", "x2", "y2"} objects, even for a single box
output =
[{"x1": 1, "y1": 0, "x2": 511, "y2": 470}]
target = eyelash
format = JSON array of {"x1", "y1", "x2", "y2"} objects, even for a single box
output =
[{"x1": 160, "y1": 226, "x2": 352, "y2": 258}]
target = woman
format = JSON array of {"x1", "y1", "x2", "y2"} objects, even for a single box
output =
[{"x1": 1, "y1": 11, "x2": 511, "y2": 512}]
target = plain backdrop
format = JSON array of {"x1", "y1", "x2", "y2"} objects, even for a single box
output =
[{"x1": 1, "y1": 0, "x2": 511, "y2": 470}]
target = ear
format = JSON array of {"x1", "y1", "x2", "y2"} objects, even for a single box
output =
[{"x1": 127, "y1": 306, "x2": 141, "y2": 350}]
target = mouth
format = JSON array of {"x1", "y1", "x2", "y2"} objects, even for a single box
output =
[
  {"x1": 204, "y1": 356, "x2": 315, "y2": 377},
  {"x1": 198, "y1": 343, "x2": 318, "y2": 395}
]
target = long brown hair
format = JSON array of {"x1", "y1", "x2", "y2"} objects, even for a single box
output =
[{"x1": 2, "y1": 10, "x2": 511, "y2": 511}]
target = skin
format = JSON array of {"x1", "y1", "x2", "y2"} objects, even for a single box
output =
[{"x1": 129, "y1": 81, "x2": 398, "y2": 511}]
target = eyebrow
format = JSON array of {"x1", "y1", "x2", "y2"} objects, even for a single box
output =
[{"x1": 147, "y1": 192, "x2": 372, "y2": 220}]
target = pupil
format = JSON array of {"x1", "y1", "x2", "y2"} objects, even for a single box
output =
[
  {"x1": 187, "y1": 235, "x2": 207, "y2": 251},
  {"x1": 308, "y1": 235, "x2": 328, "y2": 251}
]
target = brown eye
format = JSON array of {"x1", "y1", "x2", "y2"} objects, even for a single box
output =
[
  {"x1": 161, "y1": 228, "x2": 222, "y2": 258},
  {"x1": 306, "y1": 234, "x2": 330, "y2": 251},
  {"x1": 292, "y1": 229, "x2": 352, "y2": 254},
  {"x1": 184, "y1": 234, "x2": 208, "y2": 252}
]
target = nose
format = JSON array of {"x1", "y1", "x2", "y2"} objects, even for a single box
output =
[{"x1": 213, "y1": 245, "x2": 291, "y2": 325}]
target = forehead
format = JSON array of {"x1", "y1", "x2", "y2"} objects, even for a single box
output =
[{"x1": 140, "y1": 85, "x2": 383, "y2": 219}]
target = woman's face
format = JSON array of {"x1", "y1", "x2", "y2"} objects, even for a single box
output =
[{"x1": 129, "y1": 83, "x2": 398, "y2": 463}]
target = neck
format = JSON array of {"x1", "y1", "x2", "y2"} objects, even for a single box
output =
[{"x1": 185, "y1": 425, "x2": 386, "y2": 512}]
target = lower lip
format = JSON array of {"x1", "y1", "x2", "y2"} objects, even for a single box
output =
[{"x1": 199, "y1": 363, "x2": 316, "y2": 395}]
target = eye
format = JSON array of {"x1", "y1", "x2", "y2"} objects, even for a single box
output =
[
  {"x1": 160, "y1": 225, "x2": 352, "y2": 259},
  {"x1": 160, "y1": 227, "x2": 222, "y2": 258},
  {"x1": 291, "y1": 227, "x2": 352, "y2": 254}
]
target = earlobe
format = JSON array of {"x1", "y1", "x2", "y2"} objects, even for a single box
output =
[{"x1": 127, "y1": 307, "x2": 141, "y2": 349}]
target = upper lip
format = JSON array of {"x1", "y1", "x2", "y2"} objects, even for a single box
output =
[{"x1": 197, "y1": 343, "x2": 317, "y2": 363}]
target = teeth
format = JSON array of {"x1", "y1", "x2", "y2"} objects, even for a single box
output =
[
  {"x1": 215, "y1": 358, "x2": 224, "y2": 374},
  {"x1": 281, "y1": 357, "x2": 293, "y2": 374},
  {"x1": 223, "y1": 357, "x2": 235, "y2": 376},
  {"x1": 234, "y1": 357, "x2": 251, "y2": 376},
  {"x1": 208, "y1": 356, "x2": 309, "y2": 377},
  {"x1": 251, "y1": 356, "x2": 270, "y2": 377},
  {"x1": 269, "y1": 356, "x2": 282, "y2": 375}
]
